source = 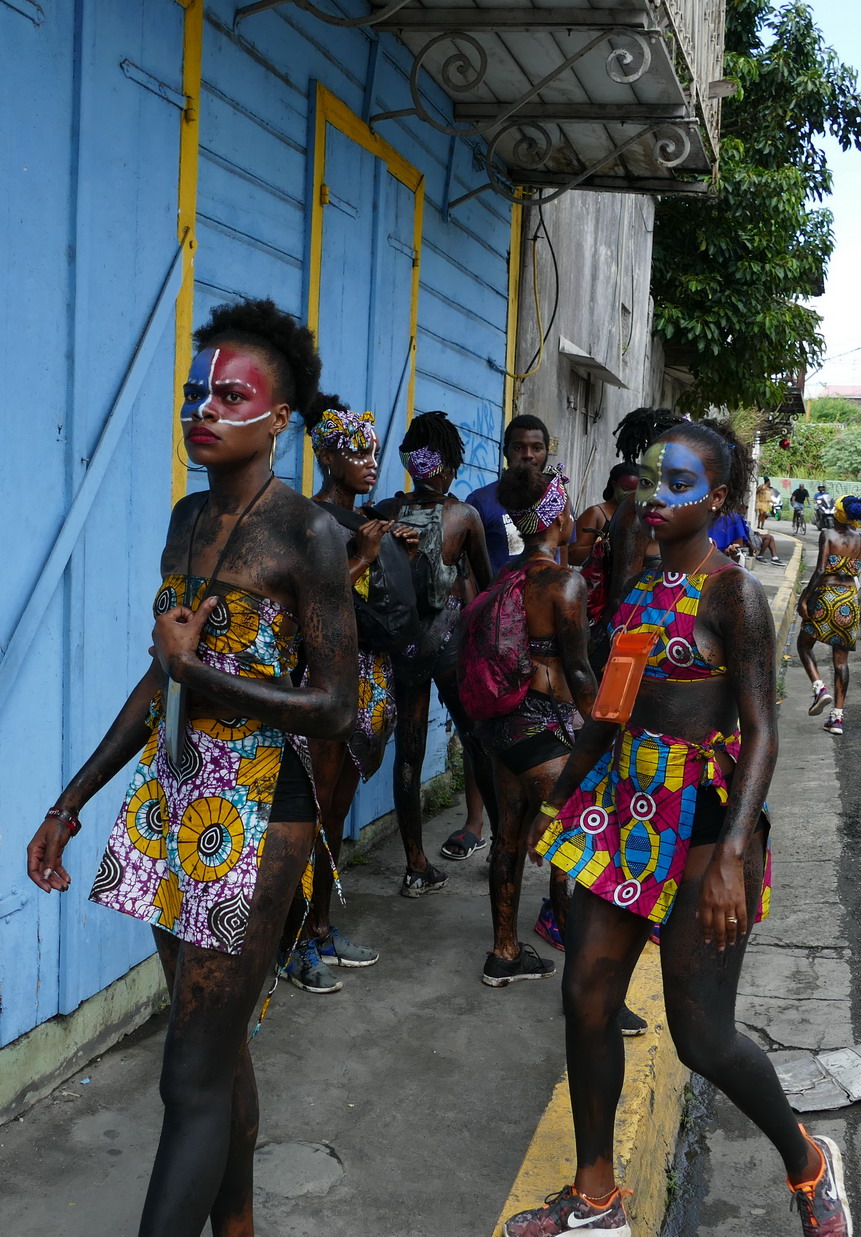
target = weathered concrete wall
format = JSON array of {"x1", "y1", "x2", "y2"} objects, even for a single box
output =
[{"x1": 513, "y1": 193, "x2": 665, "y2": 513}]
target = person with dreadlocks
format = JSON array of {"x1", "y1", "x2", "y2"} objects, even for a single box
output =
[
  {"x1": 505, "y1": 420, "x2": 852, "y2": 1237},
  {"x1": 375, "y1": 411, "x2": 495, "y2": 895},
  {"x1": 797, "y1": 493, "x2": 861, "y2": 736},
  {"x1": 27, "y1": 300, "x2": 358, "y2": 1236}
]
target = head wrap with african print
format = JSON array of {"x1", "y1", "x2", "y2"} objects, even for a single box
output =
[
  {"x1": 310, "y1": 407, "x2": 376, "y2": 456},
  {"x1": 506, "y1": 465, "x2": 570, "y2": 535},
  {"x1": 835, "y1": 495, "x2": 861, "y2": 530},
  {"x1": 400, "y1": 444, "x2": 446, "y2": 480}
]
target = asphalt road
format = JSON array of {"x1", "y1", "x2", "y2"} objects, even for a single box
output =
[{"x1": 664, "y1": 523, "x2": 861, "y2": 1236}]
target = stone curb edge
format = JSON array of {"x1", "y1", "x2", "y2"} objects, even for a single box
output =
[{"x1": 491, "y1": 546, "x2": 804, "y2": 1237}]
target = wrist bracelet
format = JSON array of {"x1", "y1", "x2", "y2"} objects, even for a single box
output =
[
  {"x1": 538, "y1": 801, "x2": 561, "y2": 820},
  {"x1": 46, "y1": 807, "x2": 82, "y2": 836}
]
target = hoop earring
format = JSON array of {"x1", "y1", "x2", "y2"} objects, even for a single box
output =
[
  {"x1": 269, "y1": 434, "x2": 277, "y2": 471},
  {"x1": 175, "y1": 438, "x2": 206, "y2": 473}
]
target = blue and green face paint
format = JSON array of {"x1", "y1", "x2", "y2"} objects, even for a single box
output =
[{"x1": 636, "y1": 441, "x2": 712, "y2": 511}]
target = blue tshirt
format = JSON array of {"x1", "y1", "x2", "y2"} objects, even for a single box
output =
[
  {"x1": 710, "y1": 512, "x2": 748, "y2": 553},
  {"x1": 466, "y1": 478, "x2": 576, "y2": 575}
]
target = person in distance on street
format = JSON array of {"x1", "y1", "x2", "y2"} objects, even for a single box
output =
[{"x1": 796, "y1": 494, "x2": 861, "y2": 736}]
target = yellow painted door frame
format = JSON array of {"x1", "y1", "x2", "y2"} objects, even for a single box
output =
[
  {"x1": 303, "y1": 84, "x2": 424, "y2": 495},
  {"x1": 503, "y1": 201, "x2": 523, "y2": 426},
  {"x1": 171, "y1": 0, "x2": 203, "y2": 504}
]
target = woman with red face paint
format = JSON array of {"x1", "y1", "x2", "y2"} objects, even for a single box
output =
[
  {"x1": 26, "y1": 300, "x2": 358, "y2": 1237},
  {"x1": 504, "y1": 421, "x2": 852, "y2": 1237}
]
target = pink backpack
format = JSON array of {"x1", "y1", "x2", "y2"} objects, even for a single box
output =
[{"x1": 458, "y1": 565, "x2": 533, "y2": 721}]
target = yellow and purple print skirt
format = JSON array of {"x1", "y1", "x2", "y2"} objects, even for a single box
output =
[
  {"x1": 348, "y1": 648, "x2": 396, "y2": 781},
  {"x1": 536, "y1": 725, "x2": 771, "y2": 924},
  {"x1": 90, "y1": 714, "x2": 320, "y2": 954},
  {"x1": 802, "y1": 584, "x2": 859, "y2": 651}
]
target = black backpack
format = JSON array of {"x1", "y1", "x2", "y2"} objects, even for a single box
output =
[{"x1": 318, "y1": 502, "x2": 419, "y2": 652}]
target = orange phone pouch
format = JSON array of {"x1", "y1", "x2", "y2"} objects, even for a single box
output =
[{"x1": 591, "y1": 630, "x2": 656, "y2": 723}]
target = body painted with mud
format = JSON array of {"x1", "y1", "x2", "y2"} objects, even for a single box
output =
[
  {"x1": 520, "y1": 424, "x2": 819, "y2": 1208},
  {"x1": 27, "y1": 313, "x2": 358, "y2": 1237}
]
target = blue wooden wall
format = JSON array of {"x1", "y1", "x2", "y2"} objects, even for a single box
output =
[{"x1": 0, "y1": 0, "x2": 513, "y2": 1049}]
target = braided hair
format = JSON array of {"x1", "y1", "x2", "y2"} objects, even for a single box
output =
[
  {"x1": 193, "y1": 298, "x2": 321, "y2": 419},
  {"x1": 613, "y1": 407, "x2": 682, "y2": 464},
  {"x1": 399, "y1": 410, "x2": 465, "y2": 471}
]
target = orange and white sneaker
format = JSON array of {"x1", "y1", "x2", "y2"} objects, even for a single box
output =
[
  {"x1": 790, "y1": 1129, "x2": 853, "y2": 1236},
  {"x1": 503, "y1": 1185, "x2": 631, "y2": 1236}
]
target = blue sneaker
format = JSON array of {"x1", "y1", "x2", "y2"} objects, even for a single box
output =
[
  {"x1": 279, "y1": 939, "x2": 342, "y2": 994},
  {"x1": 534, "y1": 898, "x2": 565, "y2": 952},
  {"x1": 317, "y1": 926, "x2": 379, "y2": 968}
]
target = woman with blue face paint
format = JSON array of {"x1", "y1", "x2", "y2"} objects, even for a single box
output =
[
  {"x1": 504, "y1": 421, "x2": 852, "y2": 1237},
  {"x1": 26, "y1": 300, "x2": 358, "y2": 1237}
]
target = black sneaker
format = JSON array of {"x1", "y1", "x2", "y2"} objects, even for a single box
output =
[
  {"x1": 618, "y1": 1005, "x2": 648, "y2": 1036},
  {"x1": 482, "y1": 943, "x2": 556, "y2": 988},
  {"x1": 400, "y1": 864, "x2": 449, "y2": 898}
]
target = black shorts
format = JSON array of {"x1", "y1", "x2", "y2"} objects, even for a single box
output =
[
  {"x1": 269, "y1": 742, "x2": 315, "y2": 822},
  {"x1": 498, "y1": 730, "x2": 574, "y2": 776},
  {"x1": 690, "y1": 785, "x2": 767, "y2": 848}
]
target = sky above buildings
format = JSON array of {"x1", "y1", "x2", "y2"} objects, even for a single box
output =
[{"x1": 804, "y1": 0, "x2": 861, "y2": 395}]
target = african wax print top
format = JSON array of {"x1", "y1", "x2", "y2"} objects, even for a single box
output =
[
  {"x1": 825, "y1": 552, "x2": 860, "y2": 577},
  {"x1": 536, "y1": 724, "x2": 771, "y2": 925},
  {"x1": 612, "y1": 568, "x2": 730, "y2": 683},
  {"x1": 90, "y1": 575, "x2": 325, "y2": 955}
]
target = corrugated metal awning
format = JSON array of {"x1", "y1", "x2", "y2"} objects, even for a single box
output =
[{"x1": 236, "y1": 0, "x2": 724, "y2": 205}]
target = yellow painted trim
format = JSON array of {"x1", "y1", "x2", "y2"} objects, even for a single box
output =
[
  {"x1": 171, "y1": 0, "x2": 203, "y2": 505},
  {"x1": 302, "y1": 85, "x2": 423, "y2": 494},
  {"x1": 492, "y1": 948, "x2": 689, "y2": 1237},
  {"x1": 503, "y1": 201, "x2": 523, "y2": 426}
]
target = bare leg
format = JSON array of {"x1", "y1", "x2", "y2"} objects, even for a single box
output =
[
  {"x1": 832, "y1": 646, "x2": 849, "y2": 709},
  {"x1": 490, "y1": 753, "x2": 569, "y2": 960},
  {"x1": 392, "y1": 675, "x2": 433, "y2": 870},
  {"x1": 139, "y1": 816, "x2": 315, "y2": 1237},
  {"x1": 435, "y1": 663, "x2": 499, "y2": 841},
  {"x1": 305, "y1": 737, "x2": 361, "y2": 939},
  {"x1": 661, "y1": 839, "x2": 818, "y2": 1183},
  {"x1": 796, "y1": 627, "x2": 823, "y2": 686},
  {"x1": 561, "y1": 887, "x2": 651, "y2": 1199},
  {"x1": 462, "y1": 747, "x2": 485, "y2": 838}
]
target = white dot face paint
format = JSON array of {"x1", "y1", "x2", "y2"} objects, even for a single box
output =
[
  {"x1": 180, "y1": 346, "x2": 274, "y2": 427},
  {"x1": 637, "y1": 441, "x2": 712, "y2": 511}
]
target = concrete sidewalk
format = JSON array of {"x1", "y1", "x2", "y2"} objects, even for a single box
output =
[{"x1": 0, "y1": 529, "x2": 806, "y2": 1237}]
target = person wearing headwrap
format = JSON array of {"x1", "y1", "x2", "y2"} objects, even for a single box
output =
[
  {"x1": 375, "y1": 411, "x2": 496, "y2": 896},
  {"x1": 797, "y1": 493, "x2": 861, "y2": 735},
  {"x1": 281, "y1": 397, "x2": 418, "y2": 993}
]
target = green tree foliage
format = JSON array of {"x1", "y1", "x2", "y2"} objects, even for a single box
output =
[
  {"x1": 821, "y1": 429, "x2": 861, "y2": 480},
  {"x1": 807, "y1": 395, "x2": 861, "y2": 424},
  {"x1": 652, "y1": 1, "x2": 861, "y2": 413},
  {"x1": 759, "y1": 421, "x2": 837, "y2": 477}
]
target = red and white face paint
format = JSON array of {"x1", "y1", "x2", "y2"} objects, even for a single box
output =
[{"x1": 180, "y1": 347, "x2": 274, "y2": 427}]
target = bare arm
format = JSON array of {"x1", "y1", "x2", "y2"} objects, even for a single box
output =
[
  {"x1": 555, "y1": 573, "x2": 597, "y2": 716},
  {"x1": 797, "y1": 529, "x2": 831, "y2": 616},
  {"x1": 568, "y1": 503, "x2": 604, "y2": 567},
  {"x1": 462, "y1": 503, "x2": 492, "y2": 592},
  {"x1": 701, "y1": 571, "x2": 777, "y2": 948}
]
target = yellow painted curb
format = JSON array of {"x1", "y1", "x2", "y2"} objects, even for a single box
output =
[
  {"x1": 492, "y1": 946, "x2": 688, "y2": 1237},
  {"x1": 771, "y1": 538, "x2": 803, "y2": 670}
]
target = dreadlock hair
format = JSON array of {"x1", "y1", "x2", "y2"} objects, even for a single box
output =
[
  {"x1": 503, "y1": 413, "x2": 550, "y2": 454},
  {"x1": 193, "y1": 298, "x2": 321, "y2": 419},
  {"x1": 497, "y1": 464, "x2": 551, "y2": 520},
  {"x1": 304, "y1": 391, "x2": 349, "y2": 435},
  {"x1": 655, "y1": 418, "x2": 754, "y2": 515},
  {"x1": 613, "y1": 407, "x2": 682, "y2": 464},
  {"x1": 399, "y1": 410, "x2": 465, "y2": 471},
  {"x1": 603, "y1": 462, "x2": 640, "y2": 502}
]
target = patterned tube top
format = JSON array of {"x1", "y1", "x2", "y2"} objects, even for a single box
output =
[
  {"x1": 611, "y1": 567, "x2": 729, "y2": 683},
  {"x1": 153, "y1": 575, "x2": 300, "y2": 689},
  {"x1": 825, "y1": 553, "x2": 859, "y2": 577}
]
